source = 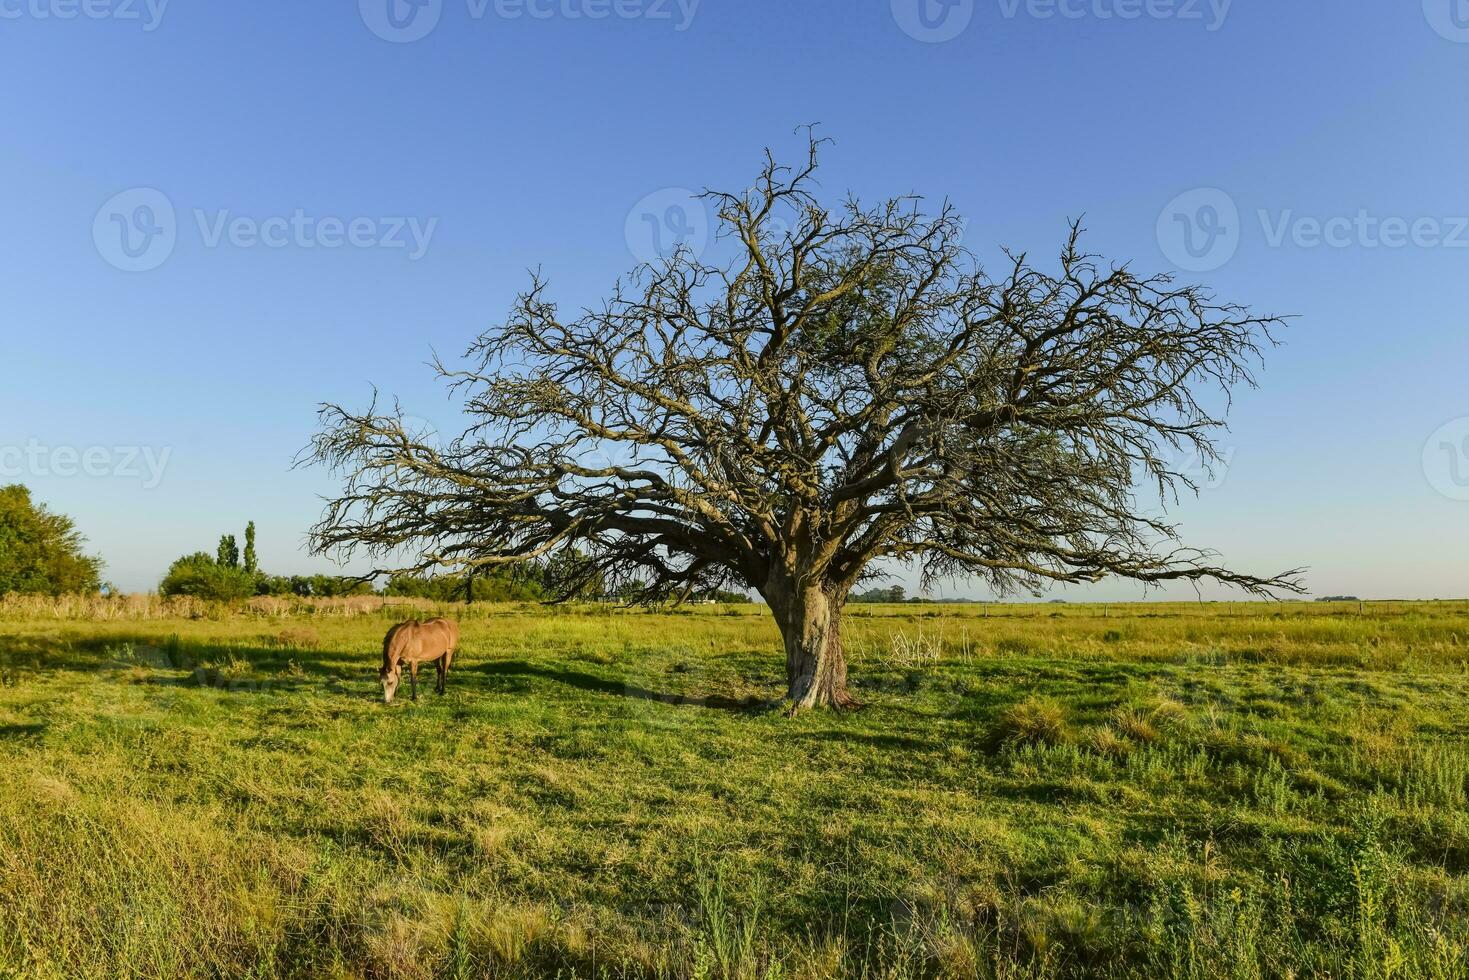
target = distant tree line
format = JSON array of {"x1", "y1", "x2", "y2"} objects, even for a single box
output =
[
  {"x1": 847, "y1": 585, "x2": 941, "y2": 603},
  {"x1": 849, "y1": 585, "x2": 909, "y2": 604},
  {"x1": 848, "y1": 584, "x2": 984, "y2": 604},
  {"x1": 701, "y1": 589, "x2": 754, "y2": 603},
  {"x1": 383, "y1": 570, "x2": 542, "y2": 603},
  {"x1": 0, "y1": 497, "x2": 754, "y2": 604},
  {"x1": 159, "y1": 524, "x2": 696, "y2": 603}
]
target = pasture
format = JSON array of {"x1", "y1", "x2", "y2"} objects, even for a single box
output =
[{"x1": 2, "y1": 596, "x2": 1468, "y2": 978}]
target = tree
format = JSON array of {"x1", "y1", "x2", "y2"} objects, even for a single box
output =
[
  {"x1": 160, "y1": 551, "x2": 257, "y2": 601},
  {"x1": 217, "y1": 534, "x2": 239, "y2": 569},
  {"x1": 0, "y1": 485, "x2": 103, "y2": 596},
  {"x1": 306, "y1": 136, "x2": 1302, "y2": 711},
  {"x1": 243, "y1": 521, "x2": 258, "y2": 575}
]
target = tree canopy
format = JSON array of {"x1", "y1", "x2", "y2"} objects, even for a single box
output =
[{"x1": 0, "y1": 485, "x2": 103, "y2": 596}]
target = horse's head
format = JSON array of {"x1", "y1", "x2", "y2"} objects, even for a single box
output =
[{"x1": 380, "y1": 663, "x2": 401, "y2": 703}]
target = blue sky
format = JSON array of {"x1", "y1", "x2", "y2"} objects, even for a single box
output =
[{"x1": 2, "y1": 0, "x2": 1466, "y2": 598}]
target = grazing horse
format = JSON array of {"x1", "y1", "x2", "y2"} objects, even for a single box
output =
[{"x1": 379, "y1": 618, "x2": 459, "y2": 703}]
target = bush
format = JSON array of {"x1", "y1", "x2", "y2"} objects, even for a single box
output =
[{"x1": 159, "y1": 552, "x2": 258, "y2": 602}]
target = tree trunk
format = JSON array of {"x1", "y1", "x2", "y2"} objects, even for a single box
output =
[{"x1": 771, "y1": 585, "x2": 857, "y2": 712}]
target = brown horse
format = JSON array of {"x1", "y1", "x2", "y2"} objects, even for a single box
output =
[{"x1": 379, "y1": 618, "x2": 459, "y2": 703}]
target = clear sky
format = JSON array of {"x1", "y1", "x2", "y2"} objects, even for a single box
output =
[{"x1": 2, "y1": 0, "x2": 1466, "y2": 599}]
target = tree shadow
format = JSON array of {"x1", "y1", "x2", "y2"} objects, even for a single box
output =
[
  {"x1": 0, "y1": 722, "x2": 45, "y2": 740},
  {"x1": 790, "y1": 730, "x2": 937, "y2": 752},
  {"x1": 0, "y1": 631, "x2": 390, "y2": 702},
  {"x1": 6, "y1": 634, "x2": 777, "y2": 713},
  {"x1": 475, "y1": 659, "x2": 774, "y2": 713},
  {"x1": 0, "y1": 630, "x2": 361, "y2": 677},
  {"x1": 132, "y1": 670, "x2": 348, "y2": 698}
]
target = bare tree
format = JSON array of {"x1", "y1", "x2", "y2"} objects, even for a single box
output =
[{"x1": 306, "y1": 135, "x2": 1302, "y2": 712}]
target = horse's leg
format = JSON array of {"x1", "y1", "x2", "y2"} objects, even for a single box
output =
[
  {"x1": 435, "y1": 654, "x2": 446, "y2": 695},
  {"x1": 409, "y1": 661, "x2": 419, "y2": 701}
]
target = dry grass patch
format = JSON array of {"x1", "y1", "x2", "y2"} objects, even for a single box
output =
[
  {"x1": 992, "y1": 697, "x2": 1069, "y2": 748},
  {"x1": 271, "y1": 626, "x2": 321, "y2": 649},
  {"x1": 1091, "y1": 726, "x2": 1132, "y2": 758},
  {"x1": 1113, "y1": 707, "x2": 1160, "y2": 744}
]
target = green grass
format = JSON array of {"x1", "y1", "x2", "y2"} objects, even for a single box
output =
[{"x1": 2, "y1": 597, "x2": 1468, "y2": 978}]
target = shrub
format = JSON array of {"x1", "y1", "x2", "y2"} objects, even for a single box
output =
[{"x1": 159, "y1": 552, "x2": 258, "y2": 602}]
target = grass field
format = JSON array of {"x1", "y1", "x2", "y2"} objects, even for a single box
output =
[{"x1": 2, "y1": 595, "x2": 1468, "y2": 979}]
